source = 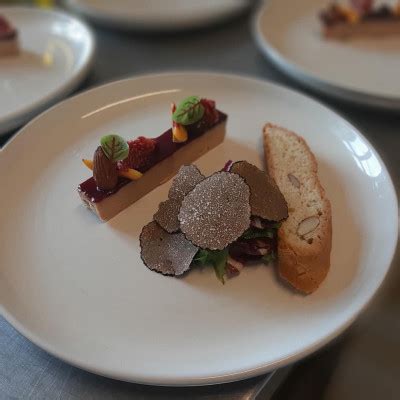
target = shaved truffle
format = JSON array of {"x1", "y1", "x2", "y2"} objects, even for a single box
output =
[
  {"x1": 154, "y1": 165, "x2": 205, "y2": 232},
  {"x1": 153, "y1": 199, "x2": 181, "y2": 233},
  {"x1": 140, "y1": 221, "x2": 198, "y2": 276},
  {"x1": 178, "y1": 172, "x2": 251, "y2": 250},
  {"x1": 168, "y1": 165, "x2": 205, "y2": 200},
  {"x1": 230, "y1": 161, "x2": 288, "y2": 221}
]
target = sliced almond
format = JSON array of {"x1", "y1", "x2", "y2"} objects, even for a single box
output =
[
  {"x1": 288, "y1": 173, "x2": 300, "y2": 188},
  {"x1": 297, "y1": 216, "x2": 320, "y2": 238}
]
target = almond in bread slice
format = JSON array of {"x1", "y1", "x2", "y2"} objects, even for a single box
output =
[{"x1": 263, "y1": 123, "x2": 332, "y2": 294}]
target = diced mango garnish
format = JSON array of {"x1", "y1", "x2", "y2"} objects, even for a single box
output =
[
  {"x1": 82, "y1": 159, "x2": 94, "y2": 170},
  {"x1": 172, "y1": 124, "x2": 188, "y2": 143},
  {"x1": 395, "y1": 2, "x2": 400, "y2": 16},
  {"x1": 119, "y1": 168, "x2": 143, "y2": 180},
  {"x1": 338, "y1": 5, "x2": 360, "y2": 23},
  {"x1": 82, "y1": 158, "x2": 142, "y2": 181}
]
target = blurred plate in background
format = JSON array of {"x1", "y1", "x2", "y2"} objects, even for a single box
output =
[
  {"x1": 253, "y1": 0, "x2": 400, "y2": 110},
  {"x1": 0, "y1": 6, "x2": 95, "y2": 136},
  {"x1": 65, "y1": 0, "x2": 250, "y2": 31}
]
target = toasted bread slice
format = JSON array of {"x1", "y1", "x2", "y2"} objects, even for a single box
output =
[{"x1": 263, "y1": 124, "x2": 332, "y2": 294}]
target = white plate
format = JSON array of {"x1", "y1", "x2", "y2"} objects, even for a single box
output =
[
  {"x1": 65, "y1": 0, "x2": 249, "y2": 31},
  {"x1": 0, "y1": 6, "x2": 95, "y2": 135},
  {"x1": 0, "y1": 73, "x2": 397, "y2": 385},
  {"x1": 253, "y1": 0, "x2": 400, "y2": 110}
]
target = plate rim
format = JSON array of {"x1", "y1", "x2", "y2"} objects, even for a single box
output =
[
  {"x1": 252, "y1": 1, "x2": 400, "y2": 111},
  {"x1": 64, "y1": 0, "x2": 250, "y2": 31},
  {"x1": 0, "y1": 71, "x2": 398, "y2": 385},
  {"x1": 0, "y1": 5, "x2": 96, "y2": 136}
]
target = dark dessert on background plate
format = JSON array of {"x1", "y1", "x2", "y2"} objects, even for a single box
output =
[
  {"x1": 78, "y1": 96, "x2": 227, "y2": 221},
  {"x1": 0, "y1": 14, "x2": 19, "y2": 57},
  {"x1": 320, "y1": 0, "x2": 400, "y2": 39}
]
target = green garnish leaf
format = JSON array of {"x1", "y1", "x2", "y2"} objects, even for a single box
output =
[
  {"x1": 192, "y1": 248, "x2": 229, "y2": 284},
  {"x1": 262, "y1": 251, "x2": 276, "y2": 265},
  {"x1": 210, "y1": 248, "x2": 229, "y2": 284},
  {"x1": 172, "y1": 96, "x2": 205, "y2": 126},
  {"x1": 241, "y1": 228, "x2": 275, "y2": 240},
  {"x1": 100, "y1": 134, "x2": 129, "y2": 162},
  {"x1": 193, "y1": 249, "x2": 209, "y2": 265}
]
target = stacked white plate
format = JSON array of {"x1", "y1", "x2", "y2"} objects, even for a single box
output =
[
  {"x1": 65, "y1": 0, "x2": 250, "y2": 31},
  {"x1": 0, "y1": 6, "x2": 94, "y2": 135},
  {"x1": 253, "y1": 0, "x2": 400, "y2": 110}
]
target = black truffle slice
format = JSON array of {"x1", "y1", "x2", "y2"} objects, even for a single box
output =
[
  {"x1": 153, "y1": 199, "x2": 181, "y2": 233},
  {"x1": 140, "y1": 221, "x2": 198, "y2": 276},
  {"x1": 178, "y1": 172, "x2": 251, "y2": 250},
  {"x1": 154, "y1": 165, "x2": 205, "y2": 232},
  {"x1": 168, "y1": 165, "x2": 205, "y2": 200},
  {"x1": 230, "y1": 161, "x2": 288, "y2": 221}
]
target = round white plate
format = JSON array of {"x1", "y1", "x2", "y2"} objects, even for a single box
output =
[
  {"x1": 0, "y1": 73, "x2": 397, "y2": 385},
  {"x1": 253, "y1": 0, "x2": 400, "y2": 110},
  {"x1": 65, "y1": 0, "x2": 249, "y2": 31},
  {"x1": 0, "y1": 6, "x2": 95, "y2": 136}
]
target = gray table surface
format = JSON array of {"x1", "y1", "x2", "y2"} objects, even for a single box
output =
[{"x1": 1, "y1": 4, "x2": 400, "y2": 400}]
